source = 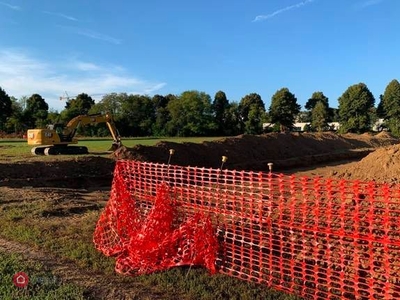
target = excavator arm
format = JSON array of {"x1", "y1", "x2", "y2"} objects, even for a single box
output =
[
  {"x1": 63, "y1": 113, "x2": 122, "y2": 147},
  {"x1": 104, "y1": 118, "x2": 122, "y2": 151}
]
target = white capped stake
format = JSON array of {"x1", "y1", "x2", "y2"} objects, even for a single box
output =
[
  {"x1": 167, "y1": 149, "x2": 175, "y2": 166},
  {"x1": 220, "y1": 156, "x2": 228, "y2": 171}
]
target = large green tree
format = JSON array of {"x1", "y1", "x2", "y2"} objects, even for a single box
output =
[
  {"x1": 238, "y1": 93, "x2": 266, "y2": 134},
  {"x1": 376, "y1": 94, "x2": 385, "y2": 119},
  {"x1": 4, "y1": 97, "x2": 24, "y2": 133},
  {"x1": 212, "y1": 91, "x2": 230, "y2": 135},
  {"x1": 47, "y1": 109, "x2": 61, "y2": 125},
  {"x1": 338, "y1": 83, "x2": 375, "y2": 133},
  {"x1": 305, "y1": 91, "x2": 332, "y2": 122},
  {"x1": 152, "y1": 94, "x2": 173, "y2": 136},
  {"x1": 305, "y1": 91, "x2": 329, "y2": 110},
  {"x1": 88, "y1": 93, "x2": 127, "y2": 137},
  {"x1": 223, "y1": 102, "x2": 241, "y2": 136},
  {"x1": 0, "y1": 87, "x2": 12, "y2": 131},
  {"x1": 61, "y1": 93, "x2": 95, "y2": 122},
  {"x1": 120, "y1": 94, "x2": 155, "y2": 136},
  {"x1": 90, "y1": 93, "x2": 125, "y2": 116},
  {"x1": 311, "y1": 101, "x2": 330, "y2": 132},
  {"x1": 269, "y1": 88, "x2": 301, "y2": 132},
  {"x1": 380, "y1": 79, "x2": 400, "y2": 136},
  {"x1": 24, "y1": 94, "x2": 49, "y2": 128},
  {"x1": 166, "y1": 90, "x2": 215, "y2": 136}
]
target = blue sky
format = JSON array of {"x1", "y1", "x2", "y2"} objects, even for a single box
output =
[{"x1": 1, "y1": 0, "x2": 399, "y2": 111}]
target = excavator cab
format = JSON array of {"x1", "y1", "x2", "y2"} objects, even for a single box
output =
[{"x1": 53, "y1": 123, "x2": 70, "y2": 142}]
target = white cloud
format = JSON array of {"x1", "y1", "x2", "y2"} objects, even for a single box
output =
[
  {"x1": 59, "y1": 25, "x2": 122, "y2": 45},
  {"x1": 73, "y1": 62, "x2": 102, "y2": 71},
  {"x1": 0, "y1": 49, "x2": 166, "y2": 110},
  {"x1": 0, "y1": 1, "x2": 20, "y2": 10},
  {"x1": 42, "y1": 11, "x2": 78, "y2": 21},
  {"x1": 253, "y1": 0, "x2": 316, "y2": 22},
  {"x1": 358, "y1": 0, "x2": 384, "y2": 8}
]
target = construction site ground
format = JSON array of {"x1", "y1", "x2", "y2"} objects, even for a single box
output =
[{"x1": 1, "y1": 131, "x2": 400, "y2": 299}]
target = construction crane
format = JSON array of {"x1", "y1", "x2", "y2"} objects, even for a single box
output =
[
  {"x1": 59, "y1": 91, "x2": 73, "y2": 101},
  {"x1": 59, "y1": 91, "x2": 106, "y2": 101}
]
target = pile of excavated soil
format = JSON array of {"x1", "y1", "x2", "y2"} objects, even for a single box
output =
[
  {"x1": 2, "y1": 132, "x2": 396, "y2": 187},
  {"x1": 333, "y1": 143, "x2": 400, "y2": 184},
  {"x1": 0, "y1": 156, "x2": 115, "y2": 188},
  {"x1": 0, "y1": 156, "x2": 115, "y2": 179},
  {"x1": 113, "y1": 132, "x2": 399, "y2": 172}
]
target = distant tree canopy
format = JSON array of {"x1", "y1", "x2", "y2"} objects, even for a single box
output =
[
  {"x1": 376, "y1": 94, "x2": 385, "y2": 119},
  {"x1": 311, "y1": 101, "x2": 330, "y2": 132},
  {"x1": 2, "y1": 79, "x2": 400, "y2": 138},
  {"x1": 305, "y1": 91, "x2": 329, "y2": 111},
  {"x1": 305, "y1": 91, "x2": 332, "y2": 123},
  {"x1": 167, "y1": 90, "x2": 216, "y2": 137},
  {"x1": 152, "y1": 94, "x2": 173, "y2": 136},
  {"x1": 269, "y1": 88, "x2": 301, "y2": 132},
  {"x1": 0, "y1": 87, "x2": 12, "y2": 131},
  {"x1": 24, "y1": 94, "x2": 49, "y2": 128},
  {"x1": 238, "y1": 93, "x2": 266, "y2": 134},
  {"x1": 338, "y1": 83, "x2": 375, "y2": 133},
  {"x1": 119, "y1": 94, "x2": 154, "y2": 136},
  {"x1": 90, "y1": 93, "x2": 125, "y2": 116},
  {"x1": 88, "y1": 93, "x2": 127, "y2": 137},
  {"x1": 213, "y1": 91, "x2": 230, "y2": 135},
  {"x1": 379, "y1": 79, "x2": 400, "y2": 135},
  {"x1": 224, "y1": 101, "x2": 242, "y2": 136},
  {"x1": 61, "y1": 93, "x2": 95, "y2": 122}
]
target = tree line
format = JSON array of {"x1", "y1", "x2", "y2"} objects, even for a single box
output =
[{"x1": 1, "y1": 79, "x2": 400, "y2": 137}]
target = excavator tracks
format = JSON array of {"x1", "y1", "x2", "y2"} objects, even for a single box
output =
[{"x1": 31, "y1": 146, "x2": 89, "y2": 156}]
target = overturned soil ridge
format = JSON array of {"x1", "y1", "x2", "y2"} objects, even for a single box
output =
[
  {"x1": 0, "y1": 157, "x2": 115, "y2": 188},
  {"x1": 334, "y1": 143, "x2": 400, "y2": 184},
  {"x1": 114, "y1": 132, "x2": 400, "y2": 171}
]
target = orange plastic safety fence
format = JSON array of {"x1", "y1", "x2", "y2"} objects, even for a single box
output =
[
  {"x1": 93, "y1": 167, "x2": 218, "y2": 275},
  {"x1": 94, "y1": 160, "x2": 400, "y2": 300}
]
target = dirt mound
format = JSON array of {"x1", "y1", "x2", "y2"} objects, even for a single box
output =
[
  {"x1": 0, "y1": 156, "x2": 114, "y2": 179},
  {"x1": 334, "y1": 144, "x2": 400, "y2": 184},
  {"x1": 0, "y1": 156, "x2": 115, "y2": 188},
  {"x1": 113, "y1": 132, "x2": 399, "y2": 172}
]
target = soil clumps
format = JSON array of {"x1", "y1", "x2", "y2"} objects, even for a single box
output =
[{"x1": 334, "y1": 143, "x2": 400, "y2": 184}]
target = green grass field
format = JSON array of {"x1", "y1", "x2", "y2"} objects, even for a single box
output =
[
  {"x1": 0, "y1": 137, "x2": 224, "y2": 160},
  {"x1": 0, "y1": 137, "x2": 301, "y2": 299}
]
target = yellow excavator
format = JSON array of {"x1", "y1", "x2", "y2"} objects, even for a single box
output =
[{"x1": 27, "y1": 113, "x2": 122, "y2": 155}]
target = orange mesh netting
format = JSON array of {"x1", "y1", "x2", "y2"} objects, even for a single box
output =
[
  {"x1": 94, "y1": 160, "x2": 400, "y2": 300},
  {"x1": 93, "y1": 164, "x2": 218, "y2": 276}
]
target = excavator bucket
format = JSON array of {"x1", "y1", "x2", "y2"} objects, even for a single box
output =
[{"x1": 109, "y1": 142, "x2": 122, "y2": 152}]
